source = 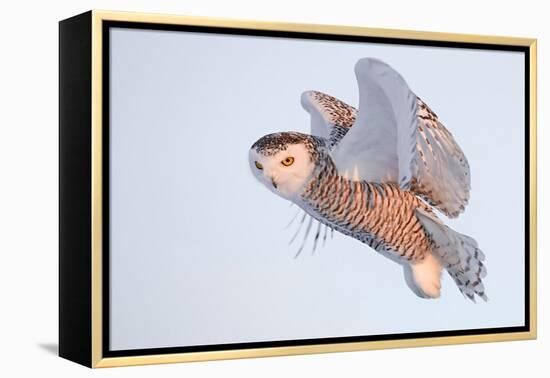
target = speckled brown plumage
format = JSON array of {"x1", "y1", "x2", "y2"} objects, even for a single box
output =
[{"x1": 300, "y1": 153, "x2": 434, "y2": 262}]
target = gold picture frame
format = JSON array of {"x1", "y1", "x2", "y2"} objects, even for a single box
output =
[{"x1": 59, "y1": 9, "x2": 537, "y2": 368}]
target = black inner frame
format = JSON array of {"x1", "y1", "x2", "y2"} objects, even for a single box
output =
[{"x1": 102, "y1": 20, "x2": 531, "y2": 358}]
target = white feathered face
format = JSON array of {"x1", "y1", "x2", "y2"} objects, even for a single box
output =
[{"x1": 249, "y1": 133, "x2": 317, "y2": 200}]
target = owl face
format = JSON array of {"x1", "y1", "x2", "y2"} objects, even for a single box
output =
[{"x1": 249, "y1": 132, "x2": 318, "y2": 200}]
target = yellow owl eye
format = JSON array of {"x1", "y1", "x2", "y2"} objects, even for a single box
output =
[
  {"x1": 254, "y1": 161, "x2": 263, "y2": 170},
  {"x1": 281, "y1": 156, "x2": 295, "y2": 166}
]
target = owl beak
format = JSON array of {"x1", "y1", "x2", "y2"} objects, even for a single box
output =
[{"x1": 271, "y1": 178, "x2": 278, "y2": 189}]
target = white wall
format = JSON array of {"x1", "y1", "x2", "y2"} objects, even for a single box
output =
[{"x1": 0, "y1": 0, "x2": 547, "y2": 376}]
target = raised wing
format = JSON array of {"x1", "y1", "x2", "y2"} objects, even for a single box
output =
[
  {"x1": 331, "y1": 58, "x2": 470, "y2": 218},
  {"x1": 300, "y1": 91, "x2": 357, "y2": 149},
  {"x1": 412, "y1": 98, "x2": 470, "y2": 217}
]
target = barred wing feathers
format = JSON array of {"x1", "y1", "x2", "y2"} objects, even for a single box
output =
[
  {"x1": 300, "y1": 90, "x2": 357, "y2": 149},
  {"x1": 412, "y1": 98, "x2": 471, "y2": 217},
  {"x1": 331, "y1": 58, "x2": 470, "y2": 218}
]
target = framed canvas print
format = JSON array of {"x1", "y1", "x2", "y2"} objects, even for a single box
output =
[{"x1": 59, "y1": 10, "x2": 537, "y2": 368}]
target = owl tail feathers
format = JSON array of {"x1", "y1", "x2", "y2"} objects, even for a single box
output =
[{"x1": 414, "y1": 208, "x2": 488, "y2": 303}]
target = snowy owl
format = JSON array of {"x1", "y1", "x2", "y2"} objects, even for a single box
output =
[{"x1": 248, "y1": 58, "x2": 487, "y2": 302}]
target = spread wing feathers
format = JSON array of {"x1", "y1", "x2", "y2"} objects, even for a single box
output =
[
  {"x1": 415, "y1": 208, "x2": 487, "y2": 302},
  {"x1": 412, "y1": 99, "x2": 470, "y2": 217},
  {"x1": 331, "y1": 57, "x2": 471, "y2": 217},
  {"x1": 300, "y1": 91, "x2": 357, "y2": 149}
]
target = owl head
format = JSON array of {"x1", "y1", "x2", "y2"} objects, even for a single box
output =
[{"x1": 249, "y1": 132, "x2": 326, "y2": 200}]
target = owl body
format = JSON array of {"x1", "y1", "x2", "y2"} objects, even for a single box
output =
[{"x1": 297, "y1": 153, "x2": 433, "y2": 263}]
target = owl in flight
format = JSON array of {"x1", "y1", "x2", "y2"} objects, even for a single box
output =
[{"x1": 249, "y1": 58, "x2": 487, "y2": 302}]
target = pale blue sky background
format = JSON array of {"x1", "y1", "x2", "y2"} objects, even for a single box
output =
[{"x1": 109, "y1": 27, "x2": 525, "y2": 351}]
